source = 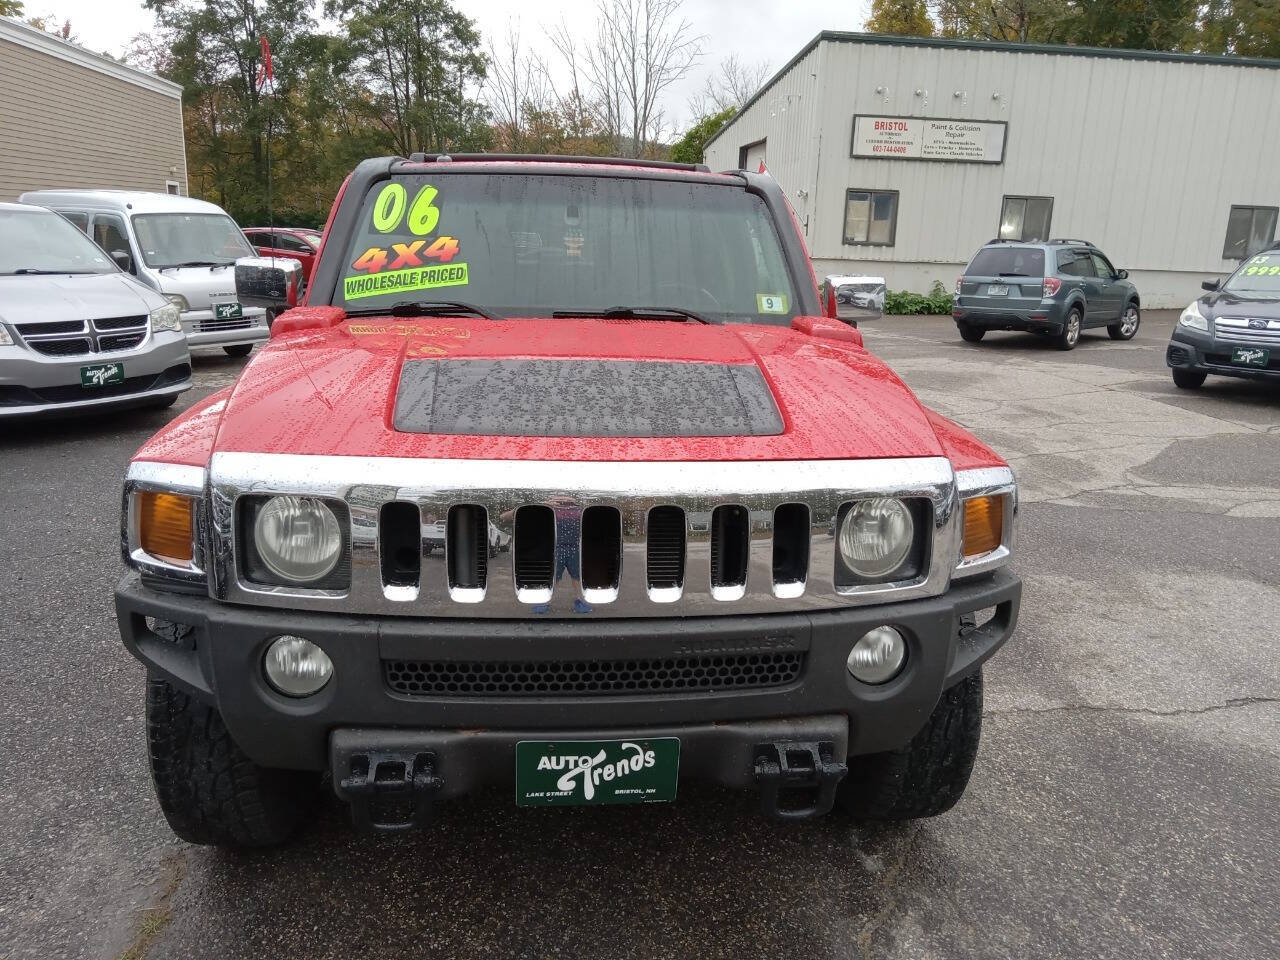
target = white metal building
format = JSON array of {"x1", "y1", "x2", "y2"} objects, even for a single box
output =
[{"x1": 703, "y1": 32, "x2": 1280, "y2": 308}]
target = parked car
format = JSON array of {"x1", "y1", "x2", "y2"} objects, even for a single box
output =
[
  {"x1": 0, "y1": 203, "x2": 191, "y2": 417},
  {"x1": 820, "y1": 274, "x2": 885, "y2": 324},
  {"x1": 115, "y1": 154, "x2": 1021, "y2": 847},
  {"x1": 952, "y1": 238, "x2": 1141, "y2": 350},
  {"x1": 1167, "y1": 244, "x2": 1280, "y2": 389},
  {"x1": 242, "y1": 226, "x2": 322, "y2": 289},
  {"x1": 19, "y1": 190, "x2": 270, "y2": 358}
]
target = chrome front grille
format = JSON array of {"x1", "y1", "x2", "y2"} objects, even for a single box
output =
[
  {"x1": 208, "y1": 454, "x2": 962, "y2": 618},
  {"x1": 197, "y1": 316, "x2": 253, "y2": 332},
  {"x1": 1214, "y1": 317, "x2": 1280, "y2": 345},
  {"x1": 17, "y1": 315, "x2": 148, "y2": 356}
]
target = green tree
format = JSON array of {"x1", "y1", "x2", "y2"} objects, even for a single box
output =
[
  {"x1": 935, "y1": 0, "x2": 1072, "y2": 43},
  {"x1": 864, "y1": 0, "x2": 936, "y2": 36},
  {"x1": 1065, "y1": 0, "x2": 1197, "y2": 51},
  {"x1": 670, "y1": 107, "x2": 734, "y2": 164},
  {"x1": 1194, "y1": 0, "x2": 1280, "y2": 58},
  {"x1": 324, "y1": 0, "x2": 490, "y2": 156},
  {"x1": 0, "y1": 1, "x2": 22, "y2": 16}
]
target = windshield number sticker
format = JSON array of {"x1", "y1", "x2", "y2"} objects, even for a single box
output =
[
  {"x1": 1242, "y1": 263, "x2": 1280, "y2": 276},
  {"x1": 371, "y1": 182, "x2": 440, "y2": 236},
  {"x1": 757, "y1": 293, "x2": 788, "y2": 313}
]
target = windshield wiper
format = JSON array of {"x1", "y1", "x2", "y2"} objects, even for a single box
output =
[
  {"x1": 161, "y1": 260, "x2": 223, "y2": 270},
  {"x1": 9, "y1": 268, "x2": 98, "y2": 275},
  {"x1": 552, "y1": 306, "x2": 712, "y2": 324},
  {"x1": 996, "y1": 272, "x2": 1031, "y2": 277},
  {"x1": 383, "y1": 299, "x2": 503, "y2": 322}
]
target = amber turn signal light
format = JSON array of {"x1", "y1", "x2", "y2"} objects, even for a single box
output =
[
  {"x1": 138, "y1": 491, "x2": 194, "y2": 565},
  {"x1": 961, "y1": 495, "x2": 1004, "y2": 559}
]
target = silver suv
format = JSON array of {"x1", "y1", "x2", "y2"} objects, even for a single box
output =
[{"x1": 0, "y1": 203, "x2": 192, "y2": 418}]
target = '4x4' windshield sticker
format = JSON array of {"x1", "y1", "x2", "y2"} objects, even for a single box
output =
[{"x1": 343, "y1": 182, "x2": 468, "y2": 301}]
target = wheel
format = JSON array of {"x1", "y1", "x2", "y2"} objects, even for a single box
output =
[
  {"x1": 1172, "y1": 368, "x2": 1207, "y2": 390},
  {"x1": 146, "y1": 676, "x2": 313, "y2": 847},
  {"x1": 836, "y1": 670, "x2": 983, "y2": 820},
  {"x1": 1109, "y1": 303, "x2": 1140, "y2": 340},
  {"x1": 1056, "y1": 307, "x2": 1082, "y2": 350},
  {"x1": 957, "y1": 322, "x2": 985, "y2": 343},
  {"x1": 223, "y1": 344, "x2": 253, "y2": 358}
]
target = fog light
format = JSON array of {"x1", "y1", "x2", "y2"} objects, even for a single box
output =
[
  {"x1": 263, "y1": 635, "x2": 333, "y2": 697},
  {"x1": 847, "y1": 626, "x2": 906, "y2": 684}
]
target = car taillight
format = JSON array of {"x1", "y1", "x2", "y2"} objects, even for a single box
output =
[
  {"x1": 1042, "y1": 277, "x2": 1062, "y2": 297},
  {"x1": 955, "y1": 277, "x2": 963, "y2": 295}
]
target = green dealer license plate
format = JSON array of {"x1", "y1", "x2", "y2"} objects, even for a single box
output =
[
  {"x1": 515, "y1": 738, "x2": 680, "y2": 807},
  {"x1": 213, "y1": 302, "x2": 243, "y2": 320},
  {"x1": 1231, "y1": 346, "x2": 1269, "y2": 367},
  {"x1": 80, "y1": 362, "x2": 124, "y2": 387}
]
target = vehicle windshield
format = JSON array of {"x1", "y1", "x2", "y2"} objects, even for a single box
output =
[
  {"x1": 337, "y1": 173, "x2": 799, "y2": 323},
  {"x1": 131, "y1": 212, "x2": 255, "y2": 269},
  {"x1": 0, "y1": 208, "x2": 116, "y2": 275},
  {"x1": 1223, "y1": 251, "x2": 1280, "y2": 295},
  {"x1": 966, "y1": 246, "x2": 1045, "y2": 277}
]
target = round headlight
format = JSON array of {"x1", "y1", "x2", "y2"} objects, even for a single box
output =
[
  {"x1": 847, "y1": 626, "x2": 906, "y2": 684},
  {"x1": 838, "y1": 498, "x2": 914, "y2": 579},
  {"x1": 253, "y1": 495, "x2": 342, "y2": 583},
  {"x1": 264, "y1": 635, "x2": 333, "y2": 696}
]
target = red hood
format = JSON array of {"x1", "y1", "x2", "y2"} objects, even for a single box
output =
[{"x1": 209, "y1": 317, "x2": 943, "y2": 461}]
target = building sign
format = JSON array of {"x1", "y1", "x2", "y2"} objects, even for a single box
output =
[{"x1": 851, "y1": 115, "x2": 1007, "y2": 164}]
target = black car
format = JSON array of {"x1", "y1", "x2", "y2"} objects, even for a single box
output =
[{"x1": 1167, "y1": 244, "x2": 1280, "y2": 389}]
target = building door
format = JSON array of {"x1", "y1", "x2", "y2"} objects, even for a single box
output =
[{"x1": 741, "y1": 140, "x2": 766, "y2": 173}]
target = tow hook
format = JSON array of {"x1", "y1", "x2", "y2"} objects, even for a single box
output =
[
  {"x1": 337, "y1": 751, "x2": 444, "y2": 833},
  {"x1": 752, "y1": 741, "x2": 847, "y2": 820}
]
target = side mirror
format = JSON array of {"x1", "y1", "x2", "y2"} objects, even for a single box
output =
[
  {"x1": 822, "y1": 280, "x2": 838, "y2": 320},
  {"x1": 1201, "y1": 278, "x2": 1220, "y2": 292},
  {"x1": 1116, "y1": 269, "x2": 1129, "y2": 280},
  {"x1": 110, "y1": 249, "x2": 133, "y2": 273},
  {"x1": 234, "y1": 256, "x2": 301, "y2": 309}
]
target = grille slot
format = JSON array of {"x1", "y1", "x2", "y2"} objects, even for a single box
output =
[
  {"x1": 514, "y1": 506, "x2": 555, "y2": 593},
  {"x1": 447, "y1": 505, "x2": 488, "y2": 590},
  {"x1": 93, "y1": 315, "x2": 147, "y2": 331},
  {"x1": 379, "y1": 501, "x2": 421, "y2": 591},
  {"x1": 30, "y1": 338, "x2": 92, "y2": 357},
  {"x1": 99, "y1": 332, "x2": 146, "y2": 352},
  {"x1": 710, "y1": 505, "x2": 749, "y2": 597},
  {"x1": 384, "y1": 651, "x2": 806, "y2": 697},
  {"x1": 580, "y1": 506, "x2": 621, "y2": 593},
  {"x1": 197, "y1": 317, "x2": 253, "y2": 332},
  {"x1": 772, "y1": 503, "x2": 810, "y2": 591},
  {"x1": 646, "y1": 506, "x2": 686, "y2": 593},
  {"x1": 17, "y1": 320, "x2": 83, "y2": 335}
]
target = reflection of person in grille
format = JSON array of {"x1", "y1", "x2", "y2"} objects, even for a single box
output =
[{"x1": 535, "y1": 497, "x2": 591, "y2": 614}]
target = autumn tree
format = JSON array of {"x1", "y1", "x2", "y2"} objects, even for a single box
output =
[
  {"x1": 687, "y1": 54, "x2": 770, "y2": 117},
  {"x1": 864, "y1": 0, "x2": 935, "y2": 36},
  {"x1": 935, "y1": 0, "x2": 1072, "y2": 43}
]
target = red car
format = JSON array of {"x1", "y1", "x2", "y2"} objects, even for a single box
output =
[
  {"x1": 116, "y1": 155, "x2": 1021, "y2": 847},
  {"x1": 241, "y1": 226, "x2": 322, "y2": 288}
]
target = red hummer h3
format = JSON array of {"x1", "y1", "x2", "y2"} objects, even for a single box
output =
[{"x1": 117, "y1": 155, "x2": 1020, "y2": 847}]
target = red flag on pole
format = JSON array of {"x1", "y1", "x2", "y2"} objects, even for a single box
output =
[{"x1": 257, "y1": 36, "x2": 274, "y2": 90}]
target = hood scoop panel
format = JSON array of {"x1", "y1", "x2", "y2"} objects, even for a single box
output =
[{"x1": 393, "y1": 359, "x2": 783, "y2": 437}]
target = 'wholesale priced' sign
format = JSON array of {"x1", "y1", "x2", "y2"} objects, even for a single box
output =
[{"x1": 851, "y1": 116, "x2": 1007, "y2": 164}]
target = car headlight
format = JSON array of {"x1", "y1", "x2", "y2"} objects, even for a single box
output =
[
  {"x1": 1179, "y1": 301, "x2": 1208, "y2": 332},
  {"x1": 0, "y1": 324, "x2": 12, "y2": 346},
  {"x1": 838, "y1": 498, "x2": 915, "y2": 579},
  {"x1": 165, "y1": 294, "x2": 191, "y2": 312},
  {"x1": 149, "y1": 302, "x2": 183, "y2": 333},
  {"x1": 253, "y1": 495, "x2": 343, "y2": 583}
]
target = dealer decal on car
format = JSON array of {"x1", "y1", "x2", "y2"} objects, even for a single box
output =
[{"x1": 343, "y1": 181, "x2": 468, "y2": 300}]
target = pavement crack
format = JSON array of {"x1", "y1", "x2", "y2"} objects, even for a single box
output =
[
  {"x1": 116, "y1": 851, "x2": 186, "y2": 960},
  {"x1": 985, "y1": 696, "x2": 1279, "y2": 721},
  {"x1": 856, "y1": 825, "x2": 924, "y2": 958}
]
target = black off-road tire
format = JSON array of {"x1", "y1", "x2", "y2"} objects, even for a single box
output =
[
  {"x1": 223, "y1": 343, "x2": 254, "y2": 358},
  {"x1": 957, "y1": 322, "x2": 985, "y2": 343},
  {"x1": 836, "y1": 670, "x2": 984, "y2": 820},
  {"x1": 146, "y1": 677, "x2": 313, "y2": 848},
  {"x1": 1056, "y1": 307, "x2": 1082, "y2": 350},
  {"x1": 1172, "y1": 368, "x2": 1207, "y2": 390}
]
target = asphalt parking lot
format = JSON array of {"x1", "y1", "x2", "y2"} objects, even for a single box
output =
[{"x1": 3, "y1": 311, "x2": 1278, "y2": 960}]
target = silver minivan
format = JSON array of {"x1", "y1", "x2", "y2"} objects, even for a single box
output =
[
  {"x1": 19, "y1": 190, "x2": 270, "y2": 357},
  {"x1": 0, "y1": 202, "x2": 191, "y2": 418}
]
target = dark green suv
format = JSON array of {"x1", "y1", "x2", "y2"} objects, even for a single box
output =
[{"x1": 952, "y1": 239, "x2": 1141, "y2": 350}]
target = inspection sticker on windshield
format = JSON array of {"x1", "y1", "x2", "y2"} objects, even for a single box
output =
[
  {"x1": 515, "y1": 738, "x2": 680, "y2": 807},
  {"x1": 757, "y1": 293, "x2": 789, "y2": 313}
]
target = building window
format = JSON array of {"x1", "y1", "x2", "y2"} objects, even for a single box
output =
[
  {"x1": 999, "y1": 196, "x2": 1053, "y2": 242},
  {"x1": 166, "y1": 180, "x2": 182, "y2": 196},
  {"x1": 843, "y1": 189, "x2": 898, "y2": 246},
  {"x1": 1223, "y1": 205, "x2": 1278, "y2": 259}
]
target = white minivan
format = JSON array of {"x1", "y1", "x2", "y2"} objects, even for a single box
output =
[{"x1": 19, "y1": 190, "x2": 270, "y2": 357}]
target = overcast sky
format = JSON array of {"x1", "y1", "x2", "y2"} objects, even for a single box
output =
[{"x1": 33, "y1": 0, "x2": 872, "y2": 130}]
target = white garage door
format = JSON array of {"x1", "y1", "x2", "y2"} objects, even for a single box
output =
[{"x1": 742, "y1": 140, "x2": 766, "y2": 172}]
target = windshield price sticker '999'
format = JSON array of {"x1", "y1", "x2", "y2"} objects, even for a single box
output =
[
  {"x1": 1244, "y1": 254, "x2": 1280, "y2": 277},
  {"x1": 343, "y1": 181, "x2": 468, "y2": 301}
]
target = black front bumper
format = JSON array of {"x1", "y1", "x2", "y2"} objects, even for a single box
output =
[
  {"x1": 116, "y1": 571, "x2": 1020, "y2": 781},
  {"x1": 1167, "y1": 331, "x2": 1280, "y2": 381}
]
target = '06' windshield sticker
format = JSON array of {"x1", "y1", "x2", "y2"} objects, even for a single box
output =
[{"x1": 343, "y1": 181, "x2": 469, "y2": 300}]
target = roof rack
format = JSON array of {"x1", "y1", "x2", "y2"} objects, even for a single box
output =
[
  {"x1": 402, "y1": 152, "x2": 711, "y2": 173},
  {"x1": 1048, "y1": 238, "x2": 1093, "y2": 246}
]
